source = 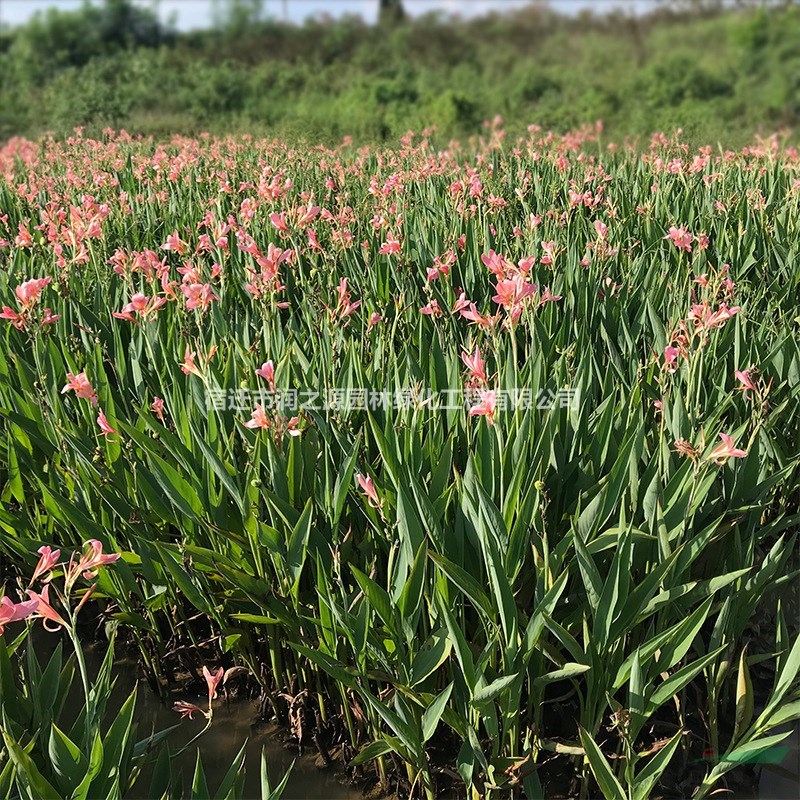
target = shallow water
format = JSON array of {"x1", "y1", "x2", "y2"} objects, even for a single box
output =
[
  {"x1": 36, "y1": 633, "x2": 361, "y2": 800},
  {"x1": 124, "y1": 679, "x2": 359, "y2": 800}
]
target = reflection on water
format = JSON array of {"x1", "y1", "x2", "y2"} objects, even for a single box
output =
[
  {"x1": 126, "y1": 687, "x2": 358, "y2": 800},
  {"x1": 38, "y1": 632, "x2": 361, "y2": 800}
]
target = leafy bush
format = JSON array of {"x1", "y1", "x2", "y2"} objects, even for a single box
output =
[{"x1": 0, "y1": 3, "x2": 799, "y2": 143}]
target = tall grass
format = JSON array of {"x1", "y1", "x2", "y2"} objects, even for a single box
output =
[{"x1": 0, "y1": 124, "x2": 798, "y2": 798}]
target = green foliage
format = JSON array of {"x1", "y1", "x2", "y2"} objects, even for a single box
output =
[
  {"x1": 0, "y1": 124, "x2": 798, "y2": 798},
  {"x1": 0, "y1": 628, "x2": 169, "y2": 799},
  {"x1": 1, "y1": 3, "x2": 800, "y2": 143},
  {"x1": 0, "y1": 626, "x2": 293, "y2": 799}
]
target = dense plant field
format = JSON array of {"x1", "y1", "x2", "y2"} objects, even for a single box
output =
[{"x1": 0, "y1": 124, "x2": 799, "y2": 799}]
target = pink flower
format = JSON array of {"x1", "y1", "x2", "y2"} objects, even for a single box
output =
[
  {"x1": 426, "y1": 250, "x2": 455, "y2": 282},
  {"x1": 334, "y1": 277, "x2": 361, "y2": 319},
  {"x1": 367, "y1": 312, "x2": 382, "y2": 331},
  {"x1": 114, "y1": 293, "x2": 167, "y2": 323},
  {"x1": 73, "y1": 539, "x2": 120, "y2": 577},
  {"x1": 256, "y1": 360, "x2": 275, "y2": 391},
  {"x1": 270, "y1": 211, "x2": 290, "y2": 234},
  {"x1": 461, "y1": 346, "x2": 487, "y2": 384},
  {"x1": 296, "y1": 204, "x2": 320, "y2": 226},
  {"x1": 735, "y1": 370, "x2": 756, "y2": 396},
  {"x1": 379, "y1": 239, "x2": 401, "y2": 256},
  {"x1": 286, "y1": 416, "x2": 302, "y2": 437},
  {"x1": 0, "y1": 595, "x2": 38, "y2": 635},
  {"x1": 420, "y1": 300, "x2": 443, "y2": 317},
  {"x1": 152, "y1": 396, "x2": 165, "y2": 422},
  {"x1": 307, "y1": 228, "x2": 322, "y2": 251},
  {"x1": 664, "y1": 345, "x2": 680, "y2": 372},
  {"x1": 340, "y1": 298, "x2": 361, "y2": 318},
  {"x1": 61, "y1": 371, "x2": 98, "y2": 406},
  {"x1": 203, "y1": 665, "x2": 224, "y2": 705},
  {"x1": 492, "y1": 275, "x2": 536, "y2": 315},
  {"x1": 469, "y1": 390, "x2": 497, "y2": 425},
  {"x1": 0, "y1": 306, "x2": 25, "y2": 329},
  {"x1": 173, "y1": 700, "x2": 207, "y2": 720},
  {"x1": 41, "y1": 309, "x2": 61, "y2": 326},
  {"x1": 244, "y1": 404, "x2": 271, "y2": 430},
  {"x1": 517, "y1": 256, "x2": 537, "y2": 273},
  {"x1": 664, "y1": 226, "x2": 693, "y2": 253},
  {"x1": 689, "y1": 302, "x2": 740, "y2": 331},
  {"x1": 540, "y1": 241, "x2": 557, "y2": 265},
  {"x1": 26, "y1": 584, "x2": 67, "y2": 631},
  {"x1": 539, "y1": 287, "x2": 562, "y2": 305},
  {"x1": 31, "y1": 546, "x2": 61, "y2": 584},
  {"x1": 14, "y1": 223, "x2": 33, "y2": 248},
  {"x1": 130, "y1": 293, "x2": 149, "y2": 313},
  {"x1": 15, "y1": 277, "x2": 51, "y2": 310},
  {"x1": 356, "y1": 473, "x2": 380, "y2": 508},
  {"x1": 594, "y1": 219, "x2": 608, "y2": 241},
  {"x1": 97, "y1": 410, "x2": 118, "y2": 438},
  {"x1": 181, "y1": 346, "x2": 201, "y2": 377},
  {"x1": 460, "y1": 303, "x2": 496, "y2": 330},
  {"x1": 180, "y1": 283, "x2": 218, "y2": 311},
  {"x1": 481, "y1": 250, "x2": 511, "y2": 277},
  {"x1": 162, "y1": 230, "x2": 188, "y2": 254},
  {"x1": 451, "y1": 292, "x2": 470, "y2": 314},
  {"x1": 707, "y1": 433, "x2": 748, "y2": 465}
]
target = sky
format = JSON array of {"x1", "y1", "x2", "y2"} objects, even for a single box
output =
[{"x1": 0, "y1": 0, "x2": 663, "y2": 31}]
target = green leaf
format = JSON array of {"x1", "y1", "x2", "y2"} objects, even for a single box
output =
[
  {"x1": 428, "y1": 551, "x2": 494, "y2": 622},
  {"x1": 48, "y1": 724, "x2": 87, "y2": 792},
  {"x1": 647, "y1": 648, "x2": 725, "y2": 715},
  {"x1": 191, "y1": 751, "x2": 210, "y2": 799},
  {"x1": 351, "y1": 564, "x2": 397, "y2": 636},
  {"x1": 422, "y1": 683, "x2": 453, "y2": 743},
  {"x1": 332, "y1": 437, "x2": 359, "y2": 526},
  {"x1": 213, "y1": 740, "x2": 247, "y2": 799},
  {"x1": 286, "y1": 498, "x2": 313, "y2": 593},
  {"x1": 633, "y1": 731, "x2": 682, "y2": 800},
  {"x1": 2, "y1": 730, "x2": 62, "y2": 800},
  {"x1": 72, "y1": 729, "x2": 104, "y2": 800},
  {"x1": 410, "y1": 629, "x2": 452, "y2": 687},
  {"x1": 734, "y1": 648, "x2": 754, "y2": 741},
  {"x1": 757, "y1": 631, "x2": 800, "y2": 727},
  {"x1": 579, "y1": 728, "x2": 626, "y2": 800},
  {"x1": 350, "y1": 739, "x2": 394, "y2": 766},
  {"x1": 532, "y1": 663, "x2": 590, "y2": 688},
  {"x1": 472, "y1": 673, "x2": 518, "y2": 707},
  {"x1": 260, "y1": 749, "x2": 293, "y2": 800}
]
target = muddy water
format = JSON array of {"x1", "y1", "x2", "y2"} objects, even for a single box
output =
[
  {"x1": 41, "y1": 634, "x2": 361, "y2": 800},
  {"x1": 125, "y1": 686, "x2": 358, "y2": 799}
]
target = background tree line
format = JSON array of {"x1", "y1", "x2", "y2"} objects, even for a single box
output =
[{"x1": 0, "y1": 0, "x2": 798, "y2": 144}]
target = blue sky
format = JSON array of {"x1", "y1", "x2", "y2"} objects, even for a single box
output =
[{"x1": 0, "y1": 1, "x2": 659, "y2": 31}]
